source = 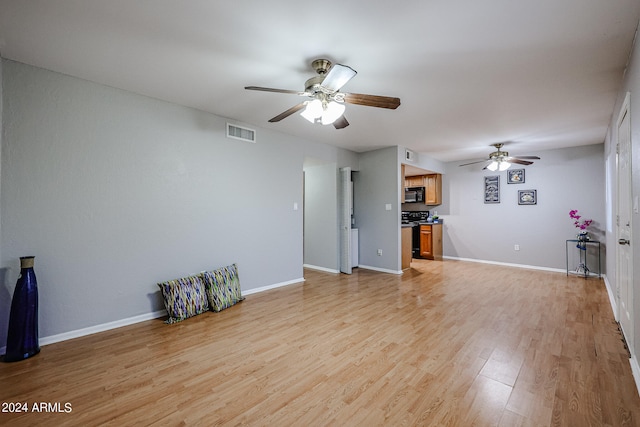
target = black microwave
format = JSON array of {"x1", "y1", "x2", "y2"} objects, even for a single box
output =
[{"x1": 405, "y1": 187, "x2": 425, "y2": 203}]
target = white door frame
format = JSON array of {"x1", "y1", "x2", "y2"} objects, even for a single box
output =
[{"x1": 616, "y1": 91, "x2": 634, "y2": 353}]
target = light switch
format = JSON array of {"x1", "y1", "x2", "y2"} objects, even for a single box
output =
[
  {"x1": 385, "y1": 204, "x2": 392, "y2": 211},
  {"x1": 293, "y1": 202, "x2": 298, "y2": 211},
  {"x1": 634, "y1": 196, "x2": 639, "y2": 214}
]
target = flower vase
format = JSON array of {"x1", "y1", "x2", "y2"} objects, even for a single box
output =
[
  {"x1": 4, "y1": 256, "x2": 40, "y2": 362},
  {"x1": 576, "y1": 231, "x2": 589, "y2": 250}
]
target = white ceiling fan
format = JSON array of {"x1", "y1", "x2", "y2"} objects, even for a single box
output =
[{"x1": 245, "y1": 59, "x2": 401, "y2": 129}]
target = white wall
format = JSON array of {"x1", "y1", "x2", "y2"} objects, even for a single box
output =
[
  {"x1": 439, "y1": 144, "x2": 605, "y2": 270},
  {"x1": 0, "y1": 59, "x2": 357, "y2": 347}
]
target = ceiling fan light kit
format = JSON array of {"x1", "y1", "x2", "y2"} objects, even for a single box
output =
[
  {"x1": 245, "y1": 59, "x2": 400, "y2": 129},
  {"x1": 299, "y1": 96, "x2": 346, "y2": 126},
  {"x1": 486, "y1": 160, "x2": 511, "y2": 171}
]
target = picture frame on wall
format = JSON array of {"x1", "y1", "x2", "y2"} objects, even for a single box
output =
[
  {"x1": 518, "y1": 189, "x2": 537, "y2": 205},
  {"x1": 484, "y1": 175, "x2": 500, "y2": 204},
  {"x1": 507, "y1": 169, "x2": 525, "y2": 184}
]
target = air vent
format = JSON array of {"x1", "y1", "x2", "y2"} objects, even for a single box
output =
[
  {"x1": 226, "y1": 123, "x2": 256, "y2": 143},
  {"x1": 405, "y1": 149, "x2": 416, "y2": 162}
]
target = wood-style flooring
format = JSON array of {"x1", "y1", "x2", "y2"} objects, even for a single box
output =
[{"x1": 1, "y1": 259, "x2": 639, "y2": 426}]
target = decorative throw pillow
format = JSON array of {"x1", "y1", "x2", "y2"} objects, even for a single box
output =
[
  {"x1": 157, "y1": 275, "x2": 209, "y2": 324},
  {"x1": 201, "y1": 263, "x2": 245, "y2": 312}
]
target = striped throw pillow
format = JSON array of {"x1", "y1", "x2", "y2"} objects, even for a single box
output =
[{"x1": 157, "y1": 275, "x2": 209, "y2": 324}]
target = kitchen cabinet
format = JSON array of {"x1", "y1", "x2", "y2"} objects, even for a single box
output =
[
  {"x1": 404, "y1": 174, "x2": 442, "y2": 205},
  {"x1": 405, "y1": 175, "x2": 425, "y2": 188},
  {"x1": 420, "y1": 223, "x2": 442, "y2": 260},
  {"x1": 424, "y1": 174, "x2": 442, "y2": 205},
  {"x1": 402, "y1": 226, "x2": 412, "y2": 269}
]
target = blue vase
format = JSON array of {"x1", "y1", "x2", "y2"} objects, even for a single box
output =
[{"x1": 4, "y1": 256, "x2": 40, "y2": 362}]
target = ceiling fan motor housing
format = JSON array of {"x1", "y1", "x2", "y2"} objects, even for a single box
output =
[
  {"x1": 311, "y1": 59, "x2": 332, "y2": 75},
  {"x1": 489, "y1": 143, "x2": 507, "y2": 159},
  {"x1": 305, "y1": 76, "x2": 325, "y2": 93}
]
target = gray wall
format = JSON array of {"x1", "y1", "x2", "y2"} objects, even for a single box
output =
[
  {"x1": 605, "y1": 29, "x2": 640, "y2": 363},
  {"x1": 354, "y1": 146, "x2": 401, "y2": 272},
  {"x1": 0, "y1": 59, "x2": 3, "y2": 318},
  {"x1": 303, "y1": 163, "x2": 339, "y2": 272},
  {"x1": 0, "y1": 59, "x2": 356, "y2": 347},
  {"x1": 439, "y1": 144, "x2": 605, "y2": 270}
]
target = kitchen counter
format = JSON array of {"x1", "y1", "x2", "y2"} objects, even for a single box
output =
[{"x1": 401, "y1": 221, "x2": 443, "y2": 227}]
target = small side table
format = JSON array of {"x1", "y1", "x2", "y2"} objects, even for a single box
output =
[{"x1": 565, "y1": 239, "x2": 601, "y2": 279}]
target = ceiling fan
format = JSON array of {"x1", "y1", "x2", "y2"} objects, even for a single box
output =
[
  {"x1": 459, "y1": 143, "x2": 540, "y2": 171},
  {"x1": 245, "y1": 59, "x2": 401, "y2": 129}
]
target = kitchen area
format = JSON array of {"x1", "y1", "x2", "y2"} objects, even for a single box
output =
[{"x1": 401, "y1": 165, "x2": 443, "y2": 269}]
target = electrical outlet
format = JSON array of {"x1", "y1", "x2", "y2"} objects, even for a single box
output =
[
  {"x1": 377, "y1": 249, "x2": 383, "y2": 256},
  {"x1": 514, "y1": 244, "x2": 520, "y2": 251}
]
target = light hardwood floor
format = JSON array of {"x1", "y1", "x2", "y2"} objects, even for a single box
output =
[{"x1": 1, "y1": 259, "x2": 639, "y2": 426}]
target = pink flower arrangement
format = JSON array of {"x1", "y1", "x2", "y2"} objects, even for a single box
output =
[{"x1": 569, "y1": 209, "x2": 592, "y2": 231}]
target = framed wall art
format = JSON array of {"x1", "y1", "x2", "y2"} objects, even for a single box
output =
[
  {"x1": 507, "y1": 168, "x2": 525, "y2": 184},
  {"x1": 518, "y1": 189, "x2": 537, "y2": 205},
  {"x1": 484, "y1": 175, "x2": 500, "y2": 204}
]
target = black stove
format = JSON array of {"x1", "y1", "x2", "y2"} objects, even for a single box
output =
[{"x1": 402, "y1": 211, "x2": 430, "y2": 258}]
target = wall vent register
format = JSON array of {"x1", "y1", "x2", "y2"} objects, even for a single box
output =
[{"x1": 226, "y1": 123, "x2": 256, "y2": 143}]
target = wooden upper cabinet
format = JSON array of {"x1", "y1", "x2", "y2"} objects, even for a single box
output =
[
  {"x1": 405, "y1": 175, "x2": 425, "y2": 188},
  {"x1": 424, "y1": 174, "x2": 442, "y2": 205}
]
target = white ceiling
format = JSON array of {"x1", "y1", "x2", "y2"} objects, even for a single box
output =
[{"x1": 1, "y1": 1, "x2": 638, "y2": 163}]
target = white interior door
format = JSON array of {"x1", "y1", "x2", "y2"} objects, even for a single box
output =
[
  {"x1": 339, "y1": 167, "x2": 352, "y2": 274},
  {"x1": 617, "y1": 93, "x2": 633, "y2": 352}
]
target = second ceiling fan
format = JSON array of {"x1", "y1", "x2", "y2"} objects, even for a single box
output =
[
  {"x1": 459, "y1": 143, "x2": 541, "y2": 171},
  {"x1": 245, "y1": 59, "x2": 401, "y2": 129}
]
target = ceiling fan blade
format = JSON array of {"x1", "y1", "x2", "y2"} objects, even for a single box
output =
[
  {"x1": 505, "y1": 157, "x2": 534, "y2": 165},
  {"x1": 513, "y1": 155, "x2": 540, "y2": 160},
  {"x1": 343, "y1": 93, "x2": 401, "y2": 109},
  {"x1": 268, "y1": 103, "x2": 306, "y2": 122},
  {"x1": 459, "y1": 159, "x2": 489, "y2": 167},
  {"x1": 320, "y1": 64, "x2": 357, "y2": 92},
  {"x1": 333, "y1": 115, "x2": 349, "y2": 129},
  {"x1": 509, "y1": 159, "x2": 534, "y2": 166},
  {"x1": 245, "y1": 86, "x2": 306, "y2": 95}
]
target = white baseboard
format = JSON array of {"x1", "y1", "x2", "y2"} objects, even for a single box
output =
[
  {"x1": 0, "y1": 309, "x2": 167, "y2": 356},
  {"x1": 631, "y1": 354, "x2": 640, "y2": 396},
  {"x1": 303, "y1": 264, "x2": 340, "y2": 274},
  {"x1": 242, "y1": 277, "x2": 305, "y2": 295},
  {"x1": 603, "y1": 274, "x2": 619, "y2": 321},
  {"x1": 358, "y1": 265, "x2": 403, "y2": 275},
  {"x1": 1, "y1": 277, "x2": 306, "y2": 356},
  {"x1": 442, "y1": 256, "x2": 566, "y2": 274},
  {"x1": 602, "y1": 276, "x2": 640, "y2": 397}
]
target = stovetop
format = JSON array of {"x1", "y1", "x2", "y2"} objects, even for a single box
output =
[{"x1": 401, "y1": 211, "x2": 429, "y2": 224}]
